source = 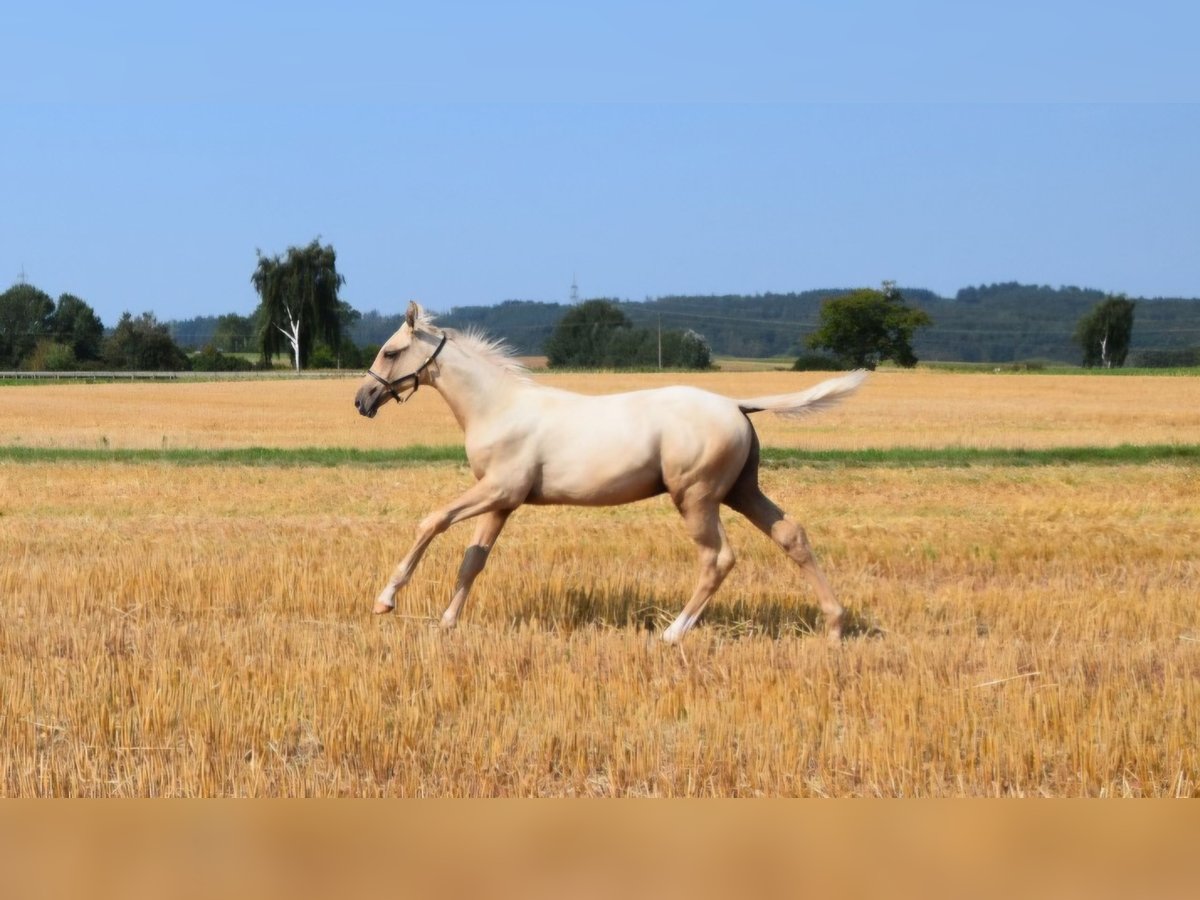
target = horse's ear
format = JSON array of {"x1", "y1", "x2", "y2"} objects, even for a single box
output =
[{"x1": 406, "y1": 301, "x2": 421, "y2": 329}]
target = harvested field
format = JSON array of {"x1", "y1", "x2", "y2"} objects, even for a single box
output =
[
  {"x1": 3, "y1": 369, "x2": 1198, "y2": 795},
  {"x1": 3, "y1": 458, "x2": 1198, "y2": 796},
  {"x1": 3, "y1": 369, "x2": 1199, "y2": 451}
]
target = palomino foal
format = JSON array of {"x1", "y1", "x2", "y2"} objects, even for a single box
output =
[{"x1": 354, "y1": 302, "x2": 866, "y2": 644}]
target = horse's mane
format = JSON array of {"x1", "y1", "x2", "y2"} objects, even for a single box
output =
[{"x1": 433, "y1": 319, "x2": 530, "y2": 380}]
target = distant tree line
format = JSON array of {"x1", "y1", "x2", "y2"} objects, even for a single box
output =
[
  {"x1": 0, "y1": 284, "x2": 102, "y2": 369},
  {"x1": 0, "y1": 281, "x2": 238, "y2": 372},
  {"x1": 8, "y1": 269, "x2": 1200, "y2": 372},
  {"x1": 1, "y1": 241, "x2": 370, "y2": 373},
  {"x1": 345, "y1": 284, "x2": 1199, "y2": 366}
]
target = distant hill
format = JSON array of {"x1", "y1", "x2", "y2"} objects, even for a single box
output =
[
  {"x1": 349, "y1": 284, "x2": 1200, "y2": 364},
  {"x1": 911, "y1": 283, "x2": 1200, "y2": 363},
  {"x1": 351, "y1": 290, "x2": 935, "y2": 358},
  {"x1": 170, "y1": 283, "x2": 1200, "y2": 364}
]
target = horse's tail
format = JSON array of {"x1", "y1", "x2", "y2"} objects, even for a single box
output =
[{"x1": 736, "y1": 369, "x2": 868, "y2": 419}]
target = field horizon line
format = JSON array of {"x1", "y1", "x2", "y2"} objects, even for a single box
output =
[{"x1": 2, "y1": 443, "x2": 1197, "y2": 469}]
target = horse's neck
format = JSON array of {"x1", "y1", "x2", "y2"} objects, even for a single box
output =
[{"x1": 428, "y1": 341, "x2": 517, "y2": 432}]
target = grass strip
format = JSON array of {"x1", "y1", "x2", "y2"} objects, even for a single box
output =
[
  {"x1": 0, "y1": 445, "x2": 468, "y2": 467},
  {"x1": 1, "y1": 443, "x2": 1198, "y2": 468},
  {"x1": 760, "y1": 444, "x2": 1200, "y2": 468}
]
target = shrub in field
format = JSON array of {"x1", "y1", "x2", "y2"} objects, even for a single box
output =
[
  {"x1": 309, "y1": 337, "x2": 369, "y2": 369},
  {"x1": 190, "y1": 344, "x2": 255, "y2": 372},
  {"x1": 791, "y1": 352, "x2": 847, "y2": 372},
  {"x1": 1128, "y1": 347, "x2": 1200, "y2": 368},
  {"x1": 22, "y1": 339, "x2": 78, "y2": 371}
]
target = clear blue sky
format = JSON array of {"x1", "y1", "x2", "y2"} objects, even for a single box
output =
[{"x1": 3, "y1": 1, "x2": 1199, "y2": 325}]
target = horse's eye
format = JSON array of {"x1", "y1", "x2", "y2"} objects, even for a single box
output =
[{"x1": 383, "y1": 350, "x2": 399, "y2": 360}]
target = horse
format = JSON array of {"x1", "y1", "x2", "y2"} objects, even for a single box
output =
[{"x1": 354, "y1": 301, "x2": 866, "y2": 644}]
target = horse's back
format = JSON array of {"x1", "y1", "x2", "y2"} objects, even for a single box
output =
[{"x1": 538, "y1": 384, "x2": 751, "y2": 448}]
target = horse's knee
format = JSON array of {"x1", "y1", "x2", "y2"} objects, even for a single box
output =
[{"x1": 417, "y1": 510, "x2": 450, "y2": 539}]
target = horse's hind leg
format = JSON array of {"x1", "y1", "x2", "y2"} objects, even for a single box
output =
[
  {"x1": 662, "y1": 499, "x2": 735, "y2": 644},
  {"x1": 439, "y1": 509, "x2": 510, "y2": 630},
  {"x1": 725, "y1": 485, "x2": 846, "y2": 642}
]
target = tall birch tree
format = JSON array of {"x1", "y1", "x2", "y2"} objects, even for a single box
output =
[{"x1": 252, "y1": 240, "x2": 345, "y2": 371}]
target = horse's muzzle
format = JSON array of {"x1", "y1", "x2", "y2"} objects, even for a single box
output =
[{"x1": 354, "y1": 385, "x2": 381, "y2": 418}]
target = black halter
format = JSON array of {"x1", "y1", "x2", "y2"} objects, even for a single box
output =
[{"x1": 366, "y1": 331, "x2": 448, "y2": 405}]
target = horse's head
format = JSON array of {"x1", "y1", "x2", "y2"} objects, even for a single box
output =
[{"x1": 355, "y1": 301, "x2": 446, "y2": 418}]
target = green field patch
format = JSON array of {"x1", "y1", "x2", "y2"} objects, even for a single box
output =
[
  {"x1": 2, "y1": 443, "x2": 1197, "y2": 468},
  {"x1": 0, "y1": 445, "x2": 467, "y2": 467},
  {"x1": 760, "y1": 444, "x2": 1200, "y2": 468}
]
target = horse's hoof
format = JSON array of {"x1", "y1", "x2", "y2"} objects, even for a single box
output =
[{"x1": 373, "y1": 601, "x2": 395, "y2": 615}]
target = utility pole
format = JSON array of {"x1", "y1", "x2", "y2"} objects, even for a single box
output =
[
  {"x1": 657, "y1": 314, "x2": 662, "y2": 370},
  {"x1": 569, "y1": 274, "x2": 579, "y2": 305}
]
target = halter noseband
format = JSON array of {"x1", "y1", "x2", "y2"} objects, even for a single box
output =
[{"x1": 366, "y1": 331, "x2": 448, "y2": 405}]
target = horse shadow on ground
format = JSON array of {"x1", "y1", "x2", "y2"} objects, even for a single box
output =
[{"x1": 504, "y1": 584, "x2": 883, "y2": 641}]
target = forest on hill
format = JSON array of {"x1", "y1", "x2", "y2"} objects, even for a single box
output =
[
  {"x1": 353, "y1": 283, "x2": 1200, "y2": 364},
  {"x1": 167, "y1": 282, "x2": 1200, "y2": 365}
]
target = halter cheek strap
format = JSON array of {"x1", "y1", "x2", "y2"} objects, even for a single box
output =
[{"x1": 367, "y1": 331, "x2": 448, "y2": 405}]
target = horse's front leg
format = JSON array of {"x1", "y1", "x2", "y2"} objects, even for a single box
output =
[
  {"x1": 439, "y1": 509, "x2": 511, "y2": 630},
  {"x1": 373, "y1": 481, "x2": 514, "y2": 615}
]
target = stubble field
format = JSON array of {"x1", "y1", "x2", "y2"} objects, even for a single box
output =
[
  {"x1": 2, "y1": 370, "x2": 1198, "y2": 796},
  {"x1": 4, "y1": 368, "x2": 1198, "y2": 451}
]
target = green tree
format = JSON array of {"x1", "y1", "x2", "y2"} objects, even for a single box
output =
[
  {"x1": 545, "y1": 299, "x2": 633, "y2": 367},
  {"x1": 251, "y1": 239, "x2": 345, "y2": 371},
  {"x1": 604, "y1": 326, "x2": 655, "y2": 367},
  {"x1": 0, "y1": 283, "x2": 55, "y2": 368},
  {"x1": 806, "y1": 283, "x2": 932, "y2": 370},
  {"x1": 103, "y1": 312, "x2": 191, "y2": 371},
  {"x1": 545, "y1": 300, "x2": 712, "y2": 369},
  {"x1": 1074, "y1": 294, "x2": 1135, "y2": 368},
  {"x1": 50, "y1": 293, "x2": 104, "y2": 363},
  {"x1": 655, "y1": 328, "x2": 712, "y2": 369}
]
